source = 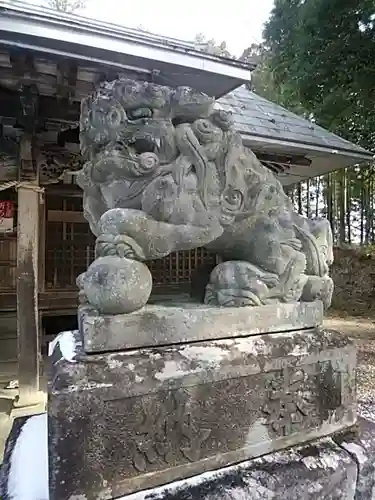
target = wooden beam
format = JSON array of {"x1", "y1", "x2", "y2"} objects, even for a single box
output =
[
  {"x1": 47, "y1": 209, "x2": 86, "y2": 223},
  {"x1": 0, "y1": 291, "x2": 79, "y2": 313},
  {"x1": 10, "y1": 52, "x2": 37, "y2": 81},
  {"x1": 18, "y1": 133, "x2": 38, "y2": 182},
  {"x1": 19, "y1": 84, "x2": 40, "y2": 135},
  {"x1": 45, "y1": 184, "x2": 83, "y2": 197},
  {"x1": 0, "y1": 86, "x2": 80, "y2": 124},
  {"x1": 56, "y1": 61, "x2": 78, "y2": 102},
  {"x1": 255, "y1": 152, "x2": 312, "y2": 168}
]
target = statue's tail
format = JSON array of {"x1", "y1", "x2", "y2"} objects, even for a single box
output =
[{"x1": 292, "y1": 224, "x2": 327, "y2": 277}]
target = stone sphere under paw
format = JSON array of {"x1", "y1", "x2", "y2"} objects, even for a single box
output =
[{"x1": 83, "y1": 256, "x2": 152, "y2": 314}]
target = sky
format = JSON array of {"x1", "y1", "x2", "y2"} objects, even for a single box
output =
[{"x1": 76, "y1": 0, "x2": 275, "y2": 57}]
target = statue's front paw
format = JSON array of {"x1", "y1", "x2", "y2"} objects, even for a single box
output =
[
  {"x1": 302, "y1": 275, "x2": 334, "y2": 309},
  {"x1": 204, "y1": 261, "x2": 276, "y2": 307}
]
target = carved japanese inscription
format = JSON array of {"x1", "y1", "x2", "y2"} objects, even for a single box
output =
[
  {"x1": 132, "y1": 390, "x2": 211, "y2": 472},
  {"x1": 262, "y1": 366, "x2": 322, "y2": 437}
]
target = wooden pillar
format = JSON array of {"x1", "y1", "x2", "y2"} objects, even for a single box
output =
[
  {"x1": 38, "y1": 189, "x2": 46, "y2": 293},
  {"x1": 16, "y1": 84, "x2": 43, "y2": 406},
  {"x1": 17, "y1": 182, "x2": 42, "y2": 405}
]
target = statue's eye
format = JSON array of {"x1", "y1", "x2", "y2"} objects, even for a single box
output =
[{"x1": 223, "y1": 189, "x2": 243, "y2": 210}]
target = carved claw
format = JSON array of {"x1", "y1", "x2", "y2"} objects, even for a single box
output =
[
  {"x1": 302, "y1": 275, "x2": 334, "y2": 309},
  {"x1": 95, "y1": 234, "x2": 146, "y2": 261},
  {"x1": 205, "y1": 287, "x2": 265, "y2": 307}
]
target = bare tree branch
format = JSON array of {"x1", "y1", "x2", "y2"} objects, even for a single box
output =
[{"x1": 46, "y1": 0, "x2": 86, "y2": 13}]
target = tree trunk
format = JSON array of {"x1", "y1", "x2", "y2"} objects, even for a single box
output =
[
  {"x1": 365, "y1": 167, "x2": 372, "y2": 245},
  {"x1": 346, "y1": 168, "x2": 351, "y2": 244},
  {"x1": 326, "y1": 173, "x2": 334, "y2": 240},
  {"x1": 338, "y1": 169, "x2": 346, "y2": 244},
  {"x1": 360, "y1": 177, "x2": 365, "y2": 245},
  {"x1": 306, "y1": 179, "x2": 310, "y2": 218},
  {"x1": 297, "y1": 182, "x2": 303, "y2": 215},
  {"x1": 315, "y1": 176, "x2": 320, "y2": 218},
  {"x1": 370, "y1": 167, "x2": 374, "y2": 243}
]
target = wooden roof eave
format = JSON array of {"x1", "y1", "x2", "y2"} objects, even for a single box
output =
[
  {"x1": 242, "y1": 133, "x2": 373, "y2": 163},
  {"x1": 0, "y1": 1, "x2": 252, "y2": 98}
]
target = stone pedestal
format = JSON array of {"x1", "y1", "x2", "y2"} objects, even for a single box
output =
[
  {"x1": 48, "y1": 306, "x2": 356, "y2": 499},
  {"x1": 79, "y1": 300, "x2": 324, "y2": 352}
]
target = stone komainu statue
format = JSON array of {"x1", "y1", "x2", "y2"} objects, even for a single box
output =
[{"x1": 76, "y1": 79, "x2": 333, "y2": 314}]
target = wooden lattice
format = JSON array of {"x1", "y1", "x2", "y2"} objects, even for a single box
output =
[
  {"x1": 45, "y1": 193, "x2": 218, "y2": 292},
  {"x1": 148, "y1": 248, "x2": 218, "y2": 287},
  {"x1": 45, "y1": 195, "x2": 94, "y2": 289}
]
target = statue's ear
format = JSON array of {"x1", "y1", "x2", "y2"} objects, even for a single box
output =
[
  {"x1": 227, "y1": 162, "x2": 242, "y2": 184},
  {"x1": 223, "y1": 132, "x2": 244, "y2": 168}
]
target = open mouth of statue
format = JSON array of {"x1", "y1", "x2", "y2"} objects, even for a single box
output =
[
  {"x1": 125, "y1": 106, "x2": 161, "y2": 155},
  {"x1": 127, "y1": 107, "x2": 153, "y2": 121},
  {"x1": 128, "y1": 135, "x2": 157, "y2": 155}
]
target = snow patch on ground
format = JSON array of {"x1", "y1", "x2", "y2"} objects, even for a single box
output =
[
  {"x1": 235, "y1": 338, "x2": 266, "y2": 355},
  {"x1": 342, "y1": 441, "x2": 368, "y2": 465},
  {"x1": 180, "y1": 345, "x2": 228, "y2": 364},
  {"x1": 48, "y1": 330, "x2": 77, "y2": 362},
  {"x1": 302, "y1": 450, "x2": 340, "y2": 470},
  {"x1": 106, "y1": 355, "x2": 124, "y2": 370},
  {"x1": 7, "y1": 413, "x2": 48, "y2": 500},
  {"x1": 154, "y1": 360, "x2": 192, "y2": 381},
  {"x1": 290, "y1": 344, "x2": 309, "y2": 357}
]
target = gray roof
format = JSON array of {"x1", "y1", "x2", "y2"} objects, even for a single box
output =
[{"x1": 218, "y1": 86, "x2": 372, "y2": 159}]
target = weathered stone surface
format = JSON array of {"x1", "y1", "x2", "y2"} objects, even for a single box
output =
[
  {"x1": 335, "y1": 412, "x2": 375, "y2": 499},
  {"x1": 77, "y1": 78, "x2": 334, "y2": 315},
  {"x1": 124, "y1": 438, "x2": 357, "y2": 500},
  {"x1": 49, "y1": 328, "x2": 356, "y2": 499},
  {"x1": 78, "y1": 255, "x2": 152, "y2": 315},
  {"x1": 80, "y1": 299, "x2": 324, "y2": 352}
]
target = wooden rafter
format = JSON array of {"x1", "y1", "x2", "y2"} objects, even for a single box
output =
[
  {"x1": 0, "y1": 85, "x2": 79, "y2": 124},
  {"x1": 56, "y1": 60, "x2": 78, "y2": 102},
  {"x1": 9, "y1": 51, "x2": 37, "y2": 83}
]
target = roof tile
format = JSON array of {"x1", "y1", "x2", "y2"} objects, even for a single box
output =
[{"x1": 218, "y1": 86, "x2": 372, "y2": 157}]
